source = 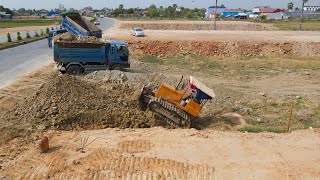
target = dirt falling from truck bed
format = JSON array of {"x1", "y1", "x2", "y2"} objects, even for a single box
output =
[{"x1": 2, "y1": 75, "x2": 163, "y2": 142}]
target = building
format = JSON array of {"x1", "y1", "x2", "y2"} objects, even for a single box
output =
[
  {"x1": 260, "y1": 8, "x2": 288, "y2": 15},
  {"x1": 222, "y1": 9, "x2": 245, "y2": 18},
  {"x1": 303, "y1": 5, "x2": 320, "y2": 12},
  {"x1": 0, "y1": 12, "x2": 12, "y2": 19},
  {"x1": 47, "y1": 12, "x2": 61, "y2": 17},
  {"x1": 81, "y1": 6, "x2": 94, "y2": 16},
  {"x1": 252, "y1": 6, "x2": 271, "y2": 13},
  {"x1": 58, "y1": 4, "x2": 65, "y2": 11},
  {"x1": 206, "y1": 5, "x2": 226, "y2": 18},
  {"x1": 40, "y1": 9, "x2": 49, "y2": 17},
  {"x1": 267, "y1": 11, "x2": 320, "y2": 20}
]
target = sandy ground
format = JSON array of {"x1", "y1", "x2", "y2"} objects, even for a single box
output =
[
  {"x1": 0, "y1": 19, "x2": 320, "y2": 179},
  {"x1": 1, "y1": 128, "x2": 319, "y2": 179},
  {"x1": 109, "y1": 28, "x2": 320, "y2": 42}
]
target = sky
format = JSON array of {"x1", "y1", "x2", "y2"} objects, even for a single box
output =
[{"x1": 0, "y1": 0, "x2": 319, "y2": 10}]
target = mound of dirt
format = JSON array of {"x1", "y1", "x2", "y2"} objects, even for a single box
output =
[
  {"x1": 54, "y1": 32, "x2": 103, "y2": 44},
  {"x1": 2, "y1": 76, "x2": 167, "y2": 142},
  {"x1": 126, "y1": 39, "x2": 320, "y2": 58},
  {"x1": 119, "y1": 21, "x2": 276, "y2": 31}
]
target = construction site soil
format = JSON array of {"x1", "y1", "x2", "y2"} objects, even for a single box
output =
[{"x1": 1, "y1": 20, "x2": 320, "y2": 179}]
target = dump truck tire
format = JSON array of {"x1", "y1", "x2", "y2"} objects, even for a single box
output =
[
  {"x1": 112, "y1": 64, "x2": 123, "y2": 71},
  {"x1": 66, "y1": 65, "x2": 82, "y2": 75}
]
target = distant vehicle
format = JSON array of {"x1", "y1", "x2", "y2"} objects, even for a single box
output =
[
  {"x1": 94, "y1": 21, "x2": 100, "y2": 25},
  {"x1": 130, "y1": 28, "x2": 145, "y2": 37},
  {"x1": 100, "y1": 15, "x2": 104, "y2": 18}
]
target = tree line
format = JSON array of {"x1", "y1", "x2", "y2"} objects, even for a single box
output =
[{"x1": 111, "y1": 4, "x2": 207, "y2": 18}]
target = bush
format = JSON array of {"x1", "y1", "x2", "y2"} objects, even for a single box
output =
[
  {"x1": 26, "y1": 32, "x2": 31, "y2": 39},
  {"x1": 7, "y1": 33, "x2": 12, "y2": 42},
  {"x1": 34, "y1": 32, "x2": 39, "y2": 37},
  {"x1": 17, "y1": 32, "x2": 22, "y2": 40},
  {"x1": 40, "y1": 30, "x2": 44, "y2": 36},
  {"x1": 46, "y1": 27, "x2": 49, "y2": 35},
  {"x1": 260, "y1": 15, "x2": 267, "y2": 21}
]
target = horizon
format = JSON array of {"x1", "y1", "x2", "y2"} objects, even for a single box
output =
[{"x1": 1, "y1": 0, "x2": 320, "y2": 10}]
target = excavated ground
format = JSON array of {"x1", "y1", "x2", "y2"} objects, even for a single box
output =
[{"x1": 119, "y1": 21, "x2": 276, "y2": 31}]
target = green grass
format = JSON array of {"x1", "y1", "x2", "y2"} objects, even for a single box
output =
[
  {"x1": 0, "y1": 19, "x2": 59, "y2": 28},
  {"x1": 239, "y1": 125, "x2": 286, "y2": 133},
  {"x1": 259, "y1": 19, "x2": 320, "y2": 31},
  {"x1": 140, "y1": 55, "x2": 162, "y2": 64}
]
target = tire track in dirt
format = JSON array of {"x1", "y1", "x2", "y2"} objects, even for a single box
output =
[
  {"x1": 117, "y1": 140, "x2": 154, "y2": 153},
  {"x1": 59, "y1": 148, "x2": 215, "y2": 179}
]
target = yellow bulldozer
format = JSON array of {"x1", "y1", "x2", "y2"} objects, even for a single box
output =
[{"x1": 139, "y1": 76, "x2": 215, "y2": 128}]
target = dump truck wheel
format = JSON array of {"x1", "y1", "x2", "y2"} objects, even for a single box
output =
[
  {"x1": 112, "y1": 64, "x2": 123, "y2": 71},
  {"x1": 66, "y1": 65, "x2": 82, "y2": 75}
]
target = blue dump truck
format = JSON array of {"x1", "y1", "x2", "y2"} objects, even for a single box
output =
[
  {"x1": 48, "y1": 12, "x2": 102, "y2": 48},
  {"x1": 53, "y1": 40, "x2": 130, "y2": 74}
]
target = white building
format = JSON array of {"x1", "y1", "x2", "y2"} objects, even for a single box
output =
[{"x1": 303, "y1": 5, "x2": 320, "y2": 12}]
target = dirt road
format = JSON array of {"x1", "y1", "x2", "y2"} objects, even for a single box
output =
[{"x1": 1, "y1": 128, "x2": 319, "y2": 179}]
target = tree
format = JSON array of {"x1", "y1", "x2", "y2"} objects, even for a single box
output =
[
  {"x1": 46, "y1": 27, "x2": 50, "y2": 35},
  {"x1": 173, "y1": 4, "x2": 178, "y2": 10},
  {"x1": 7, "y1": 33, "x2": 12, "y2": 42},
  {"x1": 186, "y1": 11, "x2": 194, "y2": 18},
  {"x1": 119, "y1": 4, "x2": 124, "y2": 10},
  {"x1": 288, "y1": 2, "x2": 294, "y2": 10},
  {"x1": 148, "y1": 4, "x2": 159, "y2": 18},
  {"x1": 17, "y1": 32, "x2": 22, "y2": 41},
  {"x1": 26, "y1": 32, "x2": 31, "y2": 38}
]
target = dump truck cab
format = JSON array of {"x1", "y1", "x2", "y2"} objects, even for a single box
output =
[{"x1": 106, "y1": 40, "x2": 130, "y2": 69}]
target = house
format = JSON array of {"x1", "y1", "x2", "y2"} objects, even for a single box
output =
[
  {"x1": 209, "y1": 12, "x2": 220, "y2": 19},
  {"x1": 222, "y1": 9, "x2": 245, "y2": 18},
  {"x1": 0, "y1": 12, "x2": 12, "y2": 19},
  {"x1": 40, "y1": 9, "x2": 49, "y2": 17},
  {"x1": 47, "y1": 12, "x2": 61, "y2": 17},
  {"x1": 81, "y1": 6, "x2": 94, "y2": 16},
  {"x1": 247, "y1": 12, "x2": 259, "y2": 18},
  {"x1": 260, "y1": 8, "x2": 288, "y2": 15},
  {"x1": 206, "y1": 5, "x2": 226, "y2": 18},
  {"x1": 303, "y1": 5, "x2": 320, "y2": 12},
  {"x1": 252, "y1": 6, "x2": 270, "y2": 13}
]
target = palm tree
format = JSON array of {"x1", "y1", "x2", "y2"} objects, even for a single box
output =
[{"x1": 288, "y1": 2, "x2": 294, "y2": 11}]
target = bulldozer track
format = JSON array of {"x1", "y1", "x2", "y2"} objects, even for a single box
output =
[{"x1": 148, "y1": 97, "x2": 191, "y2": 128}]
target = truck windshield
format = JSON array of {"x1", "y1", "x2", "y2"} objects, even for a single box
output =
[{"x1": 122, "y1": 46, "x2": 129, "y2": 56}]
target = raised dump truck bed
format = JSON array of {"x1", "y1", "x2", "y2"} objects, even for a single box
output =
[{"x1": 61, "y1": 12, "x2": 102, "y2": 38}]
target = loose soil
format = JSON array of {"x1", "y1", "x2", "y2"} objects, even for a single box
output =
[
  {"x1": 0, "y1": 19, "x2": 320, "y2": 179},
  {"x1": 0, "y1": 128, "x2": 319, "y2": 179}
]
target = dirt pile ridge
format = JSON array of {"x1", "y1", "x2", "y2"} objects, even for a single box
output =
[
  {"x1": 119, "y1": 21, "x2": 276, "y2": 31},
  {"x1": 126, "y1": 39, "x2": 320, "y2": 58},
  {"x1": 1, "y1": 75, "x2": 162, "y2": 143}
]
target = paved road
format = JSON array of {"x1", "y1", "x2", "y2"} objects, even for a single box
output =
[{"x1": 0, "y1": 18, "x2": 115, "y2": 89}]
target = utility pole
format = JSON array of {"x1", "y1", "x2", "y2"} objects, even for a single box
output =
[
  {"x1": 300, "y1": 0, "x2": 308, "y2": 31},
  {"x1": 214, "y1": 0, "x2": 218, "y2": 30}
]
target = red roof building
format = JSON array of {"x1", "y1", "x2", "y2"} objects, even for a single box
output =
[{"x1": 260, "y1": 8, "x2": 288, "y2": 14}]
